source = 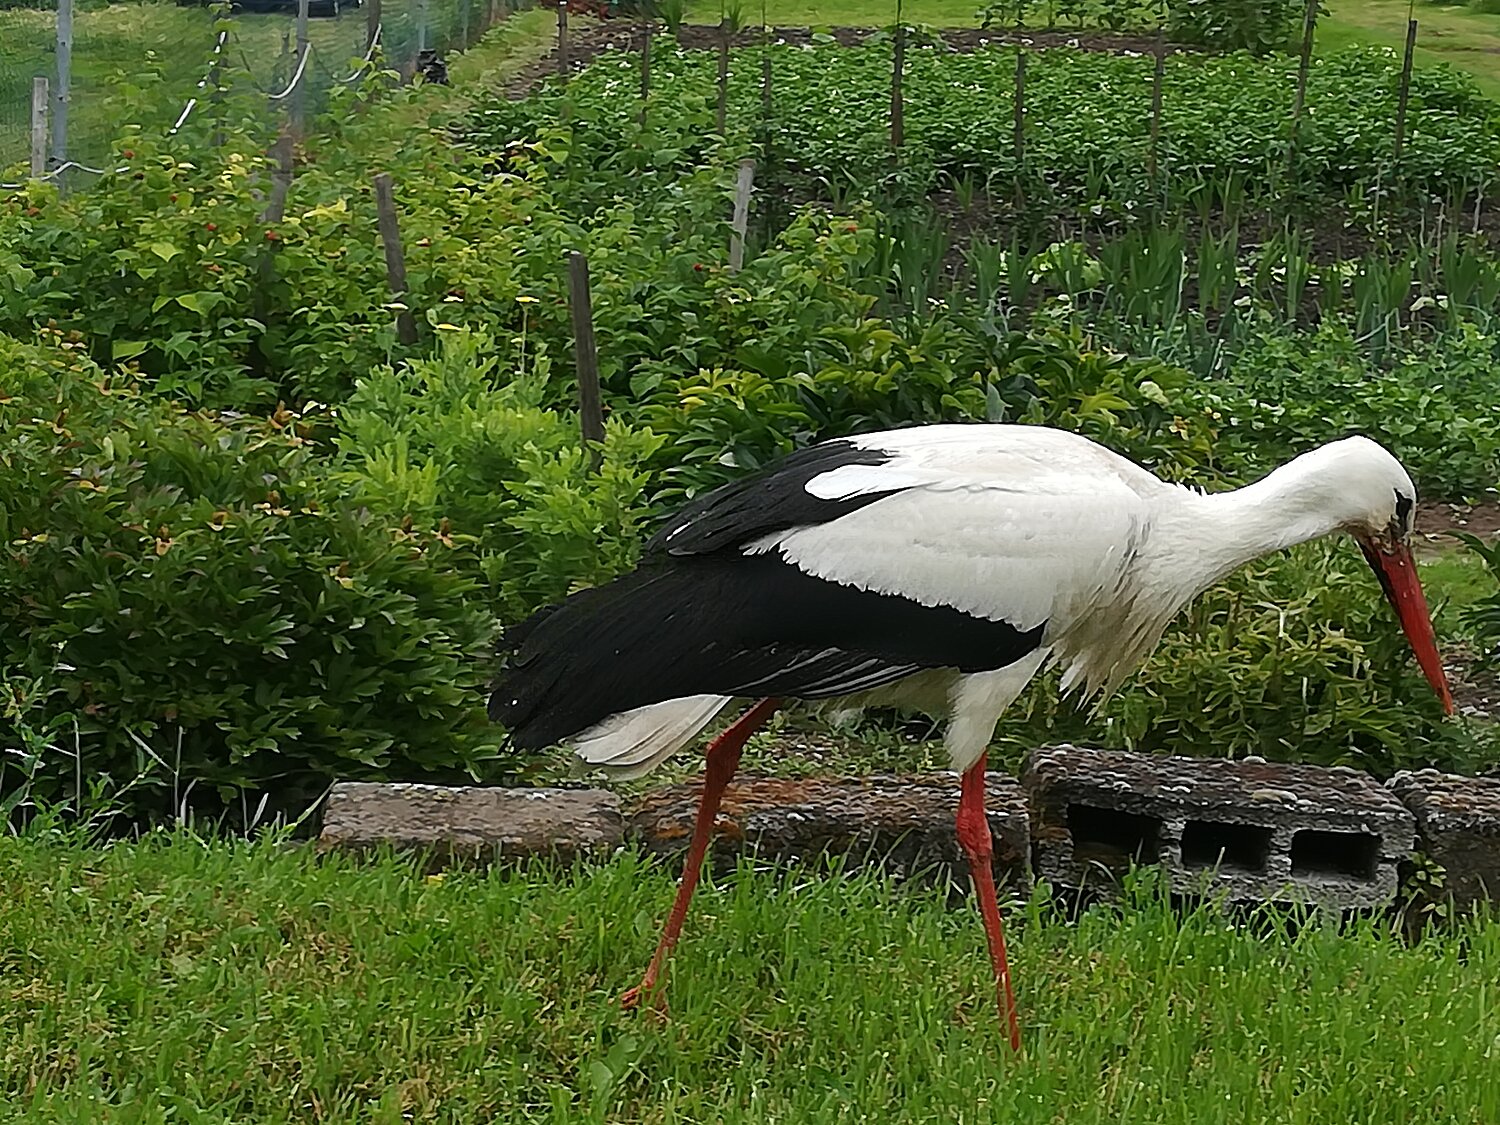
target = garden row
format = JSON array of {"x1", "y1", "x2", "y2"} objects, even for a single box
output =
[{"x1": 474, "y1": 38, "x2": 1500, "y2": 223}]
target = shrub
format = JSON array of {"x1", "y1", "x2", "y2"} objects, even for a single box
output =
[
  {"x1": 0, "y1": 334, "x2": 507, "y2": 822},
  {"x1": 337, "y1": 328, "x2": 666, "y2": 623}
]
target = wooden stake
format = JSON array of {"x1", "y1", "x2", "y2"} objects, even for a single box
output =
[
  {"x1": 1285, "y1": 0, "x2": 1318, "y2": 176},
  {"x1": 30, "y1": 77, "x2": 48, "y2": 179},
  {"x1": 52, "y1": 0, "x2": 72, "y2": 173},
  {"x1": 557, "y1": 0, "x2": 569, "y2": 77},
  {"x1": 255, "y1": 133, "x2": 295, "y2": 321},
  {"x1": 640, "y1": 16, "x2": 652, "y2": 128},
  {"x1": 262, "y1": 132, "x2": 294, "y2": 225},
  {"x1": 890, "y1": 20, "x2": 906, "y2": 152},
  {"x1": 567, "y1": 251, "x2": 606, "y2": 464},
  {"x1": 716, "y1": 21, "x2": 730, "y2": 135},
  {"x1": 291, "y1": 0, "x2": 310, "y2": 133},
  {"x1": 1147, "y1": 29, "x2": 1165, "y2": 187},
  {"x1": 373, "y1": 172, "x2": 419, "y2": 347},
  {"x1": 1393, "y1": 18, "x2": 1418, "y2": 162},
  {"x1": 729, "y1": 158, "x2": 755, "y2": 272},
  {"x1": 1013, "y1": 49, "x2": 1026, "y2": 164},
  {"x1": 367, "y1": 0, "x2": 381, "y2": 52}
]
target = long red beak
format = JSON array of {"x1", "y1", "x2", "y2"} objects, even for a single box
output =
[{"x1": 1358, "y1": 539, "x2": 1454, "y2": 715}]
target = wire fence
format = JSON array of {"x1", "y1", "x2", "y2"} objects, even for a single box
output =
[{"x1": 0, "y1": 0, "x2": 528, "y2": 179}]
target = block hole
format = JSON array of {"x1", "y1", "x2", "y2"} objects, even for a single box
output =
[
  {"x1": 1067, "y1": 804, "x2": 1162, "y2": 868},
  {"x1": 1290, "y1": 829, "x2": 1379, "y2": 882},
  {"x1": 1181, "y1": 819, "x2": 1272, "y2": 874}
]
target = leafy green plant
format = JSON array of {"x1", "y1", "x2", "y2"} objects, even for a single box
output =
[
  {"x1": 0, "y1": 333, "x2": 506, "y2": 822},
  {"x1": 337, "y1": 328, "x2": 666, "y2": 622},
  {"x1": 1167, "y1": 0, "x2": 1309, "y2": 54}
]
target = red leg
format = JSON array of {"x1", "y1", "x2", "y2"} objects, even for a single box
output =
[
  {"x1": 955, "y1": 754, "x2": 1022, "y2": 1052},
  {"x1": 620, "y1": 696, "x2": 780, "y2": 1013}
]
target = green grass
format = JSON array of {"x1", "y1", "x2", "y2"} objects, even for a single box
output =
[
  {"x1": 1320, "y1": 0, "x2": 1500, "y2": 99},
  {"x1": 4, "y1": 831, "x2": 1499, "y2": 1123}
]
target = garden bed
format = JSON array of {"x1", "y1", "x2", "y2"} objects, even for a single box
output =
[{"x1": 497, "y1": 19, "x2": 1195, "y2": 98}]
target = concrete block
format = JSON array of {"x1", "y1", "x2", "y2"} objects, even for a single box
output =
[
  {"x1": 317, "y1": 782, "x2": 623, "y2": 868},
  {"x1": 1389, "y1": 769, "x2": 1500, "y2": 912},
  {"x1": 627, "y1": 773, "x2": 1030, "y2": 890},
  {"x1": 1022, "y1": 745, "x2": 1414, "y2": 910}
]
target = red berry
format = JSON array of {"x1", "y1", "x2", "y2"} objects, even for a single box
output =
[
  {"x1": 265, "y1": 230, "x2": 278, "y2": 241},
  {"x1": 693, "y1": 263, "x2": 703, "y2": 272},
  {"x1": 122, "y1": 148, "x2": 135, "y2": 159},
  {"x1": 204, "y1": 222, "x2": 217, "y2": 232}
]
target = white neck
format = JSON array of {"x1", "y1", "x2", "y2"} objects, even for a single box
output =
[{"x1": 1167, "y1": 456, "x2": 1356, "y2": 597}]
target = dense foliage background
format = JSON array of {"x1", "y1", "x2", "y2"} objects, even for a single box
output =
[{"x1": 3, "y1": 28, "x2": 1498, "y2": 823}]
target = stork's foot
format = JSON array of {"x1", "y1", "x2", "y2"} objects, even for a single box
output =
[{"x1": 619, "y1": 978, "x2": 668, "y2": 1017}]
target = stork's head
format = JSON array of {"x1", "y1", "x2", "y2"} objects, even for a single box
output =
[{"x1": 1297, "y1": 436, "x2": 1452, "y2": 714}]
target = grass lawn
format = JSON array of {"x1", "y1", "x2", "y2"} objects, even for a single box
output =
[
  {"x1": 1320, "y1": 0, "x2": 1500, "y2": 98},
  {"x1": 3, "y1": 831, "x2": 1499, "y2": 1122}
]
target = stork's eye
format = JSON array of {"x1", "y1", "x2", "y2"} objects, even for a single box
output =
[{"x1": 1393, "y1": 490, "x2": 1414, "y2": 536}]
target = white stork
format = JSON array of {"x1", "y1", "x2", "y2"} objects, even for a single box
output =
[{"x1": 490, "y1": 423, "x2": 1454, "y2": 1051}]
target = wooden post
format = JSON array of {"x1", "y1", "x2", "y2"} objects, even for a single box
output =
[
  {"x1": 716, "y1": 21, "x2": 730, "y2": 135},
  {"x1": 1013, "y1": 49, "x2": 1026, "y2": 164},
  {"x1": 890, "y1": 20, "x2": 906, "y2": 152},
  {"x1": 729, "y1": 158, "x2": 754, "y2": 272},
  {"x1": 639, "y1": 16, "x2": 652, "y2": 128},
  {"x1": 51, "y1": 0, "x2": 72, "y2": 173},
  {"x1": 567, "y1": 251, "x2": 606, "y2": 465},
  {"x1": 373, "y1": 173, "x2": 419, "y2": 347},
  {"x1": 30, "y1": 77, "x2": 48, "y2": 179},
  {"x1": 760, "y1": 29, "x2": 772, "y2": 143},
  {"x1": 367, "y1": 0, "x2": 381, "y2": 52},
  {"x1": 461, "y1": 0, "x2": 471, "y2": 51},
  {"x1": 292, "y1": 0, "x2": 310, "y2": 133},
  {"x1": 1147, "y1": 30, "x2": 1165, "y2": 187},
  {"x1": 1285, "y1": 0, "x2": 1317, "y2": 176},
  {"x1": 1393, "y1": 18, "x2": 1418, "y2": 162},
  {"x1": 418, "y1": 0, "x2": 429, "y2": 52},
  {"x1": 255, "y1": 132, "x2": 295, "y2": 321},
  {"x1": 557, "y1": 0, "x2": 569, "y2": 77},
  {"x1": 262, "y1": 133, "x2": 294, "y2": 224},
  {"x1": 210, "y1": 8, "x2": 227, "y2": 149}
]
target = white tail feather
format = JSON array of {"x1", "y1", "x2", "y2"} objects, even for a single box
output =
[{"x1": 570, "y1": 694, "x2": 731, "y2": 780}]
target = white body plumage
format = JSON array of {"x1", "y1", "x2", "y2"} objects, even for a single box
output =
[{"x1": 501, "y1": 424, "x2": 1424, "y2": 778}]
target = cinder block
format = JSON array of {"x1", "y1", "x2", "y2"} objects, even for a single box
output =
[
  {"x1": 317, "y1": 782, "x2": 623, "y2": 868},
  {"x1": 1388, "y1": 769, "x2": 1500, "y2": 912},
  {"x1": 627, "y1": 773, "x2": 1030, "y2": 890},
  {"x1": 1022, "y1": 745, "x2": 1414, "y2": 910}
]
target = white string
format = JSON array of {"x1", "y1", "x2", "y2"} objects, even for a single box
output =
[
  {"x1": 267, "y1": 42, "x2": 312, "y2": 101},
  {"x1": 337, "y1": 25, "x2": 382, "y2": 84},
  {"x1": 1, "y1": 159, "x2": 128, "y2": 189},
  {"x1": 167, "y1": 29, "x2": 230, "y2": 136}
]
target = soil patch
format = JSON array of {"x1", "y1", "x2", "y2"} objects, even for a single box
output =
[{"x1": 1417, "y1": 500, "x2": 1500, "y2": 550}]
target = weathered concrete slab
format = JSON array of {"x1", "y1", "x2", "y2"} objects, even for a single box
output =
[
  {"x1": 1022, "y1": 745, "x2": 1414, "y2": 910},
  {"x1": 1389, "y1": 769, "x2": 1500, "y2": 912},
  {"x1": 627, "y1": 773, "x2": 1030, "y2": 890},
  {"x1": 317, "y1": 782, "x2": 623, "y2": 868}
]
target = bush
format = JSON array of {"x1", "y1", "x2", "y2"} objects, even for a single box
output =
[
  {"x1": 337, "y1": 329, "x2": 666, "y2": 623},
  {"x1": 1167, "y1": 0, "x2": 1310, "y2": 54},
  {"x1": 0, "y1": 334, "x2": 507, "y2": 823}
]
